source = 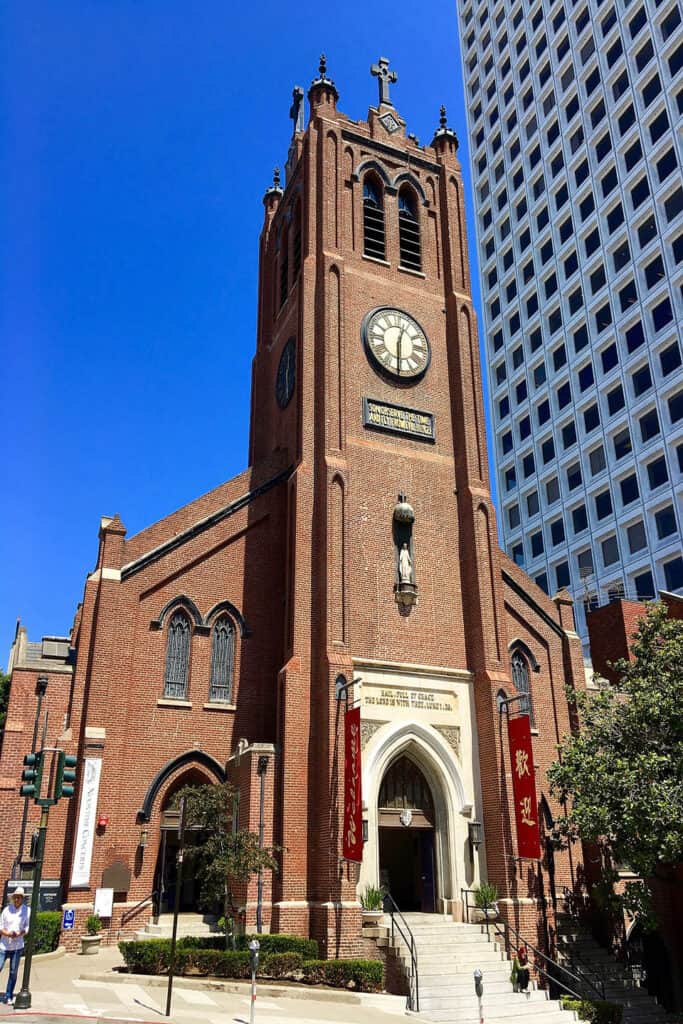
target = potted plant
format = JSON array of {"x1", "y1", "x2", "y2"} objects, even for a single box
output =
[
  {"x1": 360, "y1": 884, "x2": 385, "y2": 926},
  {"x1": 81, "y1": 914, "x2": 103, "y2": 955},
  {"x1": 471, "y1": 882, "x2": 499, "y2": 923}
]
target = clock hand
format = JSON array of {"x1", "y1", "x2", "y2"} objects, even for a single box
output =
[{"x1": 397, "y1": 329, "x2": 404, "y2": 375}]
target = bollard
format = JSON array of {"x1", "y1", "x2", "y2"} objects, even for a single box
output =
[
  {"x1": 473, "y1": 968, "x2": 484, "y2": 1024},
  {"x1": 249, "y1": 939, "x2": 260, "y2": 1024}
]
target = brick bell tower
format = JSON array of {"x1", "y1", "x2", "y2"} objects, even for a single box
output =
[{"x1": 249, "y1": 57, "x2": 534, "y2": 954}]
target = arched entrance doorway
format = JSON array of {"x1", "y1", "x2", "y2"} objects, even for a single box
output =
[
  {"x1": 378, "y1": 755, "x2": 436, "y2": 912},
  {"x1": 154, "y1": 771, "x2": 219, "y2": 914},
  {"x1": 139, "y1": 750, "x2": 226, "y2": 916}
]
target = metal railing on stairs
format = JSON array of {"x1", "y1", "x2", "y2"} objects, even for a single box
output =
[
  {"x1": 382, "y1": 891, "x2": 419, "y2": 1013},
  {"x1": 121, "y1": 889, "x2": 160, "y2": 928},
  {"x1": 460, "y1": 888, "x2": 605, "y2": 1002}
]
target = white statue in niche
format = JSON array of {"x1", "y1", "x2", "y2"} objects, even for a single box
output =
[{"x1": 399, "y1": 543, "x2": 413, "y2": 584}]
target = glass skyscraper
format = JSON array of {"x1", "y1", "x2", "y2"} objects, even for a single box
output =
[{"x1": 456, "y1": 0, "x2": 683, "y2": 646}]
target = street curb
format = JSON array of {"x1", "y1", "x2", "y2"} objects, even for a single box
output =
[
  {"x1": 34, "y1": 947, "x2": 66, "y2": 962},
  {"x1": 78, "y1": 971, "x2": 384, "y2": 1005}
]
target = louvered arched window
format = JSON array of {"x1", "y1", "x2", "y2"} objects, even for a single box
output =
[
  {"x1": 279, "y1": 227, "x2": 289, "y2": 308},
  {"x1": 398, "y1": 186, "x2": 421, "y2": 271},
  {"x1": 164, "y1": 611, "x2": 191, "y2": 699},
  {"x1": 511, "y1": 650, "x2": 534, "y2": 726},
  {"x1": 209, "y1": 616, "x2": 235, "y2": 704},
  {"x1": 292, "y1": 200, "x2": 302, "y2": 281},
  {"x1": 363, "y1": 176, "x2": 385, "y2": 260}
]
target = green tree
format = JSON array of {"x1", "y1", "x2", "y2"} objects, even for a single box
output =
[
  {"x1": 0, "y1": 671, "x2": 10, "y2": 730},
  {"x1": 548, "y1": 602, "x2": 683, "y2": 922},
  {"x1": 175, "y1": 782, "x2": 277, "y2": 946}
]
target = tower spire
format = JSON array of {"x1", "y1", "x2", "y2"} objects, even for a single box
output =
[
  {"x1": 308, "y1": 52, "x2": 339, "y2": 105},
  {"x1": 431, "y1": 105, "x2": 459, "y2": 151}
]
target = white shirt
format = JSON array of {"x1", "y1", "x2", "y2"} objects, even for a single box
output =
[{"x1": 0, "y1": 903, "x2": 30, "y2": 951}]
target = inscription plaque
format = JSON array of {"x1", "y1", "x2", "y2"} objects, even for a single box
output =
[
  {"x1": 364, "y1": 688, "x2": 454, "y2": 712},
  {"x1": 363, "y1": 398, "x2": 435, "y2": 443}
]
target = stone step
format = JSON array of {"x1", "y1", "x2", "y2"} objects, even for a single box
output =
[
  {"x1": 421, "y1": 974, "x2": 532, "y2": 991},
  {"x1": 419, "y1": 990, "x2": 547, "y2": 1010},
  {"x1": 420, "y1": 998, "x2": 555, "y2": 1015},
  {"x1": 417, "y1": 969, "x2": 514, "y2": 987},
  {"x1": 418, "y1": 1009, "x2": 573, "y2": 1024},
  {"x1": 407, "y1": 927, "x2": 492, "y2": 941},
  {"x1": 400, "y1": 947, "x2": 505, "y2": 964},
  {"x1": 402, "y1": 957, "x2": 507, "y2": 976},
  {"x1": 134, "y1": 913, "x2": 221, "y2": 941}
]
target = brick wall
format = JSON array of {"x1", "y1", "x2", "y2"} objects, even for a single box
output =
[{"x1": 1, "y1": 71, "x2": 586, "y2": 956}]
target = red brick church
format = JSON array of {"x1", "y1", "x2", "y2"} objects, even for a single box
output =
[{"x1": 1, "y1": 58, "x2": 586, "y2": 955}]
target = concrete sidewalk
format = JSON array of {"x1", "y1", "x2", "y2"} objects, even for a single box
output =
[{"x1": 0, "y1": 946, "x2": 409, "y2": 1024}]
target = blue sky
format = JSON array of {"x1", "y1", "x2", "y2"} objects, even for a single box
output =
[{"x1": 1, "y1": 1, "x2": 489, "y2": 660}]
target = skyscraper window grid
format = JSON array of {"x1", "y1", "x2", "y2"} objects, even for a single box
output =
[{"x1": 457, "y1": 0, "x2": 683, "y2": 649}]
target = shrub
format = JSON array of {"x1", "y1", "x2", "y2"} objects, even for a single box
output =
[
  {"x1": 359, "y1": 885, "x2": 384, "y2": 911},
  {"x1": 561, "y1": 996, "x2": 623, "y2": 1024},
  {"x1": 117, "y1": 938, "x2": 379, "y2": 991},
  {"x1": 86, "y1": 914, "x2": 102, "y2": 935},
  {"x1": 119, "y1": 939, "x2": 171, "y2": 974},
  {"x1": 235, "y1": 933, "x2": 318, "y2": 959},
  {"x1": 180, "y1": 949, "x2": 250, "y2": 978},
  {"x1": 302, "y1": 958, "x2": 383, "y2": 991},
  {"x1": 177, "y1": 936, "x2": 225, "y2": 950},
  {"x1": 260, "y1": 951, "x2": 304, "y2": 978},
  {"x1": 35, "y1": 912, "x2": 62, "y2": 954},
  {"x1": 473, "y1": 882, "x2": 498, "y2": 908}
]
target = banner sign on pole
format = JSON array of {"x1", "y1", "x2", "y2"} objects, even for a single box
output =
[
  {"x1": 507, "y1": 714, "x2": 541, "y2": 860},
  {"x1": 342, "y1": 706, "x2": 363, "y2": 862},
  {"x1": 70, "y1": 758, "x2": 102, "y2": 886}
]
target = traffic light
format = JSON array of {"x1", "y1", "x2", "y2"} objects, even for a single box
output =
[
  {"x1": 55, "y1": 753, "x2": 78, "y2": 799},
  {"x1": 20, "y1": 752, "x2": 43, "y2": 798}
]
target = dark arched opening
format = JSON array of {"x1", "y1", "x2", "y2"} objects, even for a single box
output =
[{"x1": 378, "y1": 755, "x2": 436, "y2": 912}]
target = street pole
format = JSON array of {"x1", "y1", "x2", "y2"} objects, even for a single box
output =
[
  {"x1": 249, "y1": 939, "x2": 260, "y2": 1024},
  {"x1": 255, "y1": 756, "x2": 268, "y2": 934},
  {"x1": 14, "y1": 805, "x2": 49, "y2": 1009},
  {"x1": 165, "y1": 796, "x2": 186, "y2": 1017},
  {"x1": 14, "y1": 677, "x2": 48, "y2": 878}
]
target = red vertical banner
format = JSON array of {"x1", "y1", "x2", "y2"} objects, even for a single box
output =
[
  {"x1": 343, "y1": 706, "x2": 363, "y2": 862},
  {"x1": 507, "y1": 714, "x2": 541, "y2": 860}
]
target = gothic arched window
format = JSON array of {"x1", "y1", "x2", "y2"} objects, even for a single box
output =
[
  {"x1": 209, "y1": 616, "x2": 235, "y2": 704},
  {"x1": 164, "y1": 611, "x2": 191, "y2": 699},
  {"x1": 398, "y1": 186, "x2": 421, "y2": 271},
  {"x1": 511, "y1": 650, "x2": 534, "y2": 725},
  {"x1": 363, "y1": 176, "x2": 385, "y2": 260}
]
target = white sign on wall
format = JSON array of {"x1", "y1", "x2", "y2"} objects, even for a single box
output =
[
  {"x1": 70, "y1": 757, "x2": 102, "y2": 887},
  {"x1": 94, "y1": 887, "x2": 114, "y2": 919}
]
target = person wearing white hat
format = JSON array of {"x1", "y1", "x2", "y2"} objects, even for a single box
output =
[{"x1": 0, "y1": 888, "x2": 30, "y2": 1003}]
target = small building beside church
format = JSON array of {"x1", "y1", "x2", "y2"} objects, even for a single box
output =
[{"x1": 1, "y1": 58, "x2": 586, "y2": 957}]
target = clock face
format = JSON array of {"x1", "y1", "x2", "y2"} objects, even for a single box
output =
[
  {"x1": 362, "y1": 307, "x2": 431, "y2": 381},
  {"x1": 276, "y1": 337, "x2": 296, "y2": 409}
]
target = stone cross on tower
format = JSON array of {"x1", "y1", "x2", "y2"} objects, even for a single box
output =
[
  {"x1": 371, "y1": 57, "x2": 397, "y2": 107},
  {"x1": 289, "y1": 86, "x2": 305, "y2": 135}
]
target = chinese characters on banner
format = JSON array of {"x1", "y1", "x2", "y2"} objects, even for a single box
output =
[
  {"x1": 343, "y1": 706, "x2": 363, "y2": 862},
  {"x1": 507, "y1": 714, "x2": 541, "y2": 860}
]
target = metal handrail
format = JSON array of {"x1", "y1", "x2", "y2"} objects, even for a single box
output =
[
  {"x1": 487, "y1": 910, "x2": 605, "y2": 1001},
  {"x1": 121, "y1": 889, "x2": 160, "y2": 927},
  {"x1": 561, "y1": 943, "x2": 611, "y2": 990},
  {"x1": 382, "y1": 892, "x2": 419, "y2": 1012}
]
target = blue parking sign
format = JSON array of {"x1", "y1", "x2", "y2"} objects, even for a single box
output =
[{"x1": 62, "y1": 909, "x2": 75, "y2": 931}]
